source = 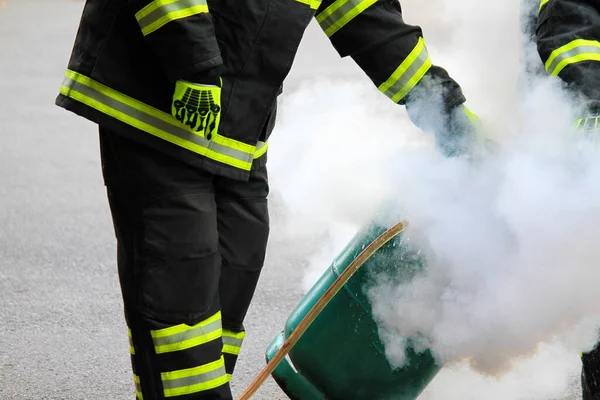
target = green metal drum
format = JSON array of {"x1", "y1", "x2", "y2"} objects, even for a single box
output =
[{"x1": 265, "y1": 220, "x2": 440, "y2": 400}]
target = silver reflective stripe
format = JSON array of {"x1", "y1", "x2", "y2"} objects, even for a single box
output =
[
  {"x1": 61, "y1": 76, "x2": 254, "y2": 165},
  {"x1": 317, "y1": 0, "x2": 375, "y2": 37},
  {"x1": 152, "y1": 319, "x2": 222, "y2": 348},
  {"x1": 546, "y1": 44, "x2": 600, "y2": 76},
  {"x1": 137, "y1": 0, "x2": 208, "y2": 35},
  {"x1": 162, "y1": 364, "x2": 227, "y2": 390},
  {"x1": 380, "y1": 45, "x2": 430, "y2": 101},
  {"x1": 256, "y1": 141, "x2": 267, "y2": 151},
  {"x1": 222, "y1": 335, "x2": 243, "y2": 348}
]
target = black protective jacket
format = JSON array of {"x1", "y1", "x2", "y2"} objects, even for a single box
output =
[
  {"x1": 536, "y1": 0, "x2": 600, "y2": 111},
  {"x1": 57, "y1": 0, "x2": 466, "y2": 180}
]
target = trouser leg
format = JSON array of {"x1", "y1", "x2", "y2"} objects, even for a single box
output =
[
  {"x1": 582, "y1": 344, "x2": 600, "y2": 400},
  {"x1": 215, "y1": 166, "x2": 270, "y2": 377},
  {"x1": 99, "y1": 128, "x2": 232, "y2": 400}
]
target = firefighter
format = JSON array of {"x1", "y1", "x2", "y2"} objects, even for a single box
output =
[
  {"x1": 534, "y1": 0, "x2": 600, "y2": 398},
  {"x1": 56, "y1": 1, "x2": 486, "y2": 398}
]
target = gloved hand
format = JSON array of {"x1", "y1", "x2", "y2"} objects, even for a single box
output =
[
  {"x1": 406, "y1": 101, "x2": 495, "y2": 158},
  {"x1": 171, "y1": 79, "x2": 222, "y2": 139},
  {"x1": 574, "y1": 114, "x2": 600, "y2": 136},
  {"x1": 435, "y1": 104, "x2": 487, "y2": 158}
]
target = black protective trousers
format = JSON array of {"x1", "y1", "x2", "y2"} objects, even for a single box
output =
[{"x1": 99, "y1": 127, "x2": 270, "y2": 400}]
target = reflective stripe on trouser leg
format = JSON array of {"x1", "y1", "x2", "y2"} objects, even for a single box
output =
[
  {"x1": 127, "y1": 312, "x2": 231, "y2": 399},
  {"x1": 222, "y1": 329, "x2": 245, "y2": 380},
  {"x1": 133, "y1": 373, "x2": 143, "y2": 400},
  {"x1": 150, "y1": 312, "x2": 229, "y2": 398},
  {"x1": 129, "y1": 329, "x2": 144, "y2": 399},
  {"x1": 127, "y1": 322, "x2": 164, "y2": 398}
]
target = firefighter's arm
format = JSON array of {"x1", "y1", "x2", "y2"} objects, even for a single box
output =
[
  {"x1": 314, "y1": 0, "x2": 464, "y2": 109},
  {"x1": 537, "y1": 0, "x2": 600, "y2": 114},
  {"x1": 314, "y1": 0, "x2": 489, "y2": 157},
  {"x1": 126, "y1": 0, "x2": 222, "y2": 83},
  {"x1": 127, "y1": 0, "x2": 222, "y2": 136}
]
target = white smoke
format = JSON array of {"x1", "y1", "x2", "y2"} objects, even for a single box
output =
[{"x1": 267, "y1": 0, "x2": 600, "y2": 398}]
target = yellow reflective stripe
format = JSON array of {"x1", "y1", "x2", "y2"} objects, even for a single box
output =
[
  {"x1": 136, "y1": 0, "x2": 208, "y2": 36},
  {"x1": 60, "y1": 70, "x2": 260, "y2": 171},
  {"x1": 378, "y1": 37, "x2": 432, "y2": 103},
  {"x1": 128, "y1": 329, "x2": 135, "y2": 355},
  {"x1": 295, "y1": 0, "x2": 322, "y2": 9},
  {"x1": 539, "y1": 0, "x2": 550, "y2": 11},
  {"x1": 545, "y1": 39, "x2": 600, "y2": 77},
  {"x1": 134, "y1": 374, "x2": 143, "y2": 399},
  {"x1": 222, "y1": 330, "x2": 244, "y2": 355},
  {"x1": 254, "y1": 141, "x2": 268, "y2": 159},
  {"x1": 227, "y1": 373, "x2": 232, "y2": 382},
  {"x1": 222, "y1": 344, "x2": 241, "y2": 355},
  {"x1": 151, "y1": 312, "x2": 222, "y2": 354},
  {"x1": 161, "y1": 357, "x2": 228, "y2": 397},
  {"x1": 136, "y1": 0, "x2": 178, "y2": 19},
  {"x1": 316, "y1": 0, "x2": 377, "y2": 37}
]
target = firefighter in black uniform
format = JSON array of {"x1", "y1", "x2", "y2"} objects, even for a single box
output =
[
  {"x1": 56, "y1": 0, "x2": 487, "y2": 398},
  {"x1": 534, "y1": 1, "x2": 600, "y2": 398}
]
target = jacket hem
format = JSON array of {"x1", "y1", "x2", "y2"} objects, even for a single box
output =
[{"x1": 55, "y1": 93, "x2": 253, "y2": 181}]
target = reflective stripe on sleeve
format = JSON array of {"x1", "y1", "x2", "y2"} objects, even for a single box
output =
[
  {"x1": 316, "y1": 0, "x2": 377, "y2": 37},
  {"x1": 136, "y1": 0, "x2": 209, "y2": 36},
  {"x1": 545, "y1": 39, "x2": 600, "y2": 77},
  {"x1": 378, "y1": 37, "x2": 432, "y2": 103}
]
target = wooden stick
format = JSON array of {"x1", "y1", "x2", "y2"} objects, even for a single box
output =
[{"x1": 238, "y1": 219, "x2": 408, "y2": 400}]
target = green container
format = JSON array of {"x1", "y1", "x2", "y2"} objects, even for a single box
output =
[{"x1": 265, "y1": 220, "x2": 441, "y2": 400}]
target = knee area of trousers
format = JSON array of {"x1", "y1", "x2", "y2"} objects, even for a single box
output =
[
  {"x1": 138, "y1": 193, "x2": 221, "y2": 323},
  {"x1": 140, "y1": 250, "x2": 221, "y2": 324}
]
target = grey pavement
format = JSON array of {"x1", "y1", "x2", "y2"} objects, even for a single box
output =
[{"x1": 0, "y1": 1, "x2": 584, "y2": 399}]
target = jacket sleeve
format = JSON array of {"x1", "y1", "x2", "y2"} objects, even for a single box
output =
[
  {"x1": 126, "y1": 0, "x2": 222, "y2": 82},
  {"x1": 314, "y1": 0, "x2": 466, "y2": 110},
  {"x1": 536, "y1": 0, "x2": 600, "y2": 109}
]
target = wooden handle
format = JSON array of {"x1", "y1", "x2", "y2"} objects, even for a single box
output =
[{"x1": 238, "y1": 219, "x2": 408, "y2": 400}]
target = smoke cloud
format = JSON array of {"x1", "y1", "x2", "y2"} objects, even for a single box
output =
[{"x1": 267, "y1": 0, "x2": 600, "y2": 397}]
